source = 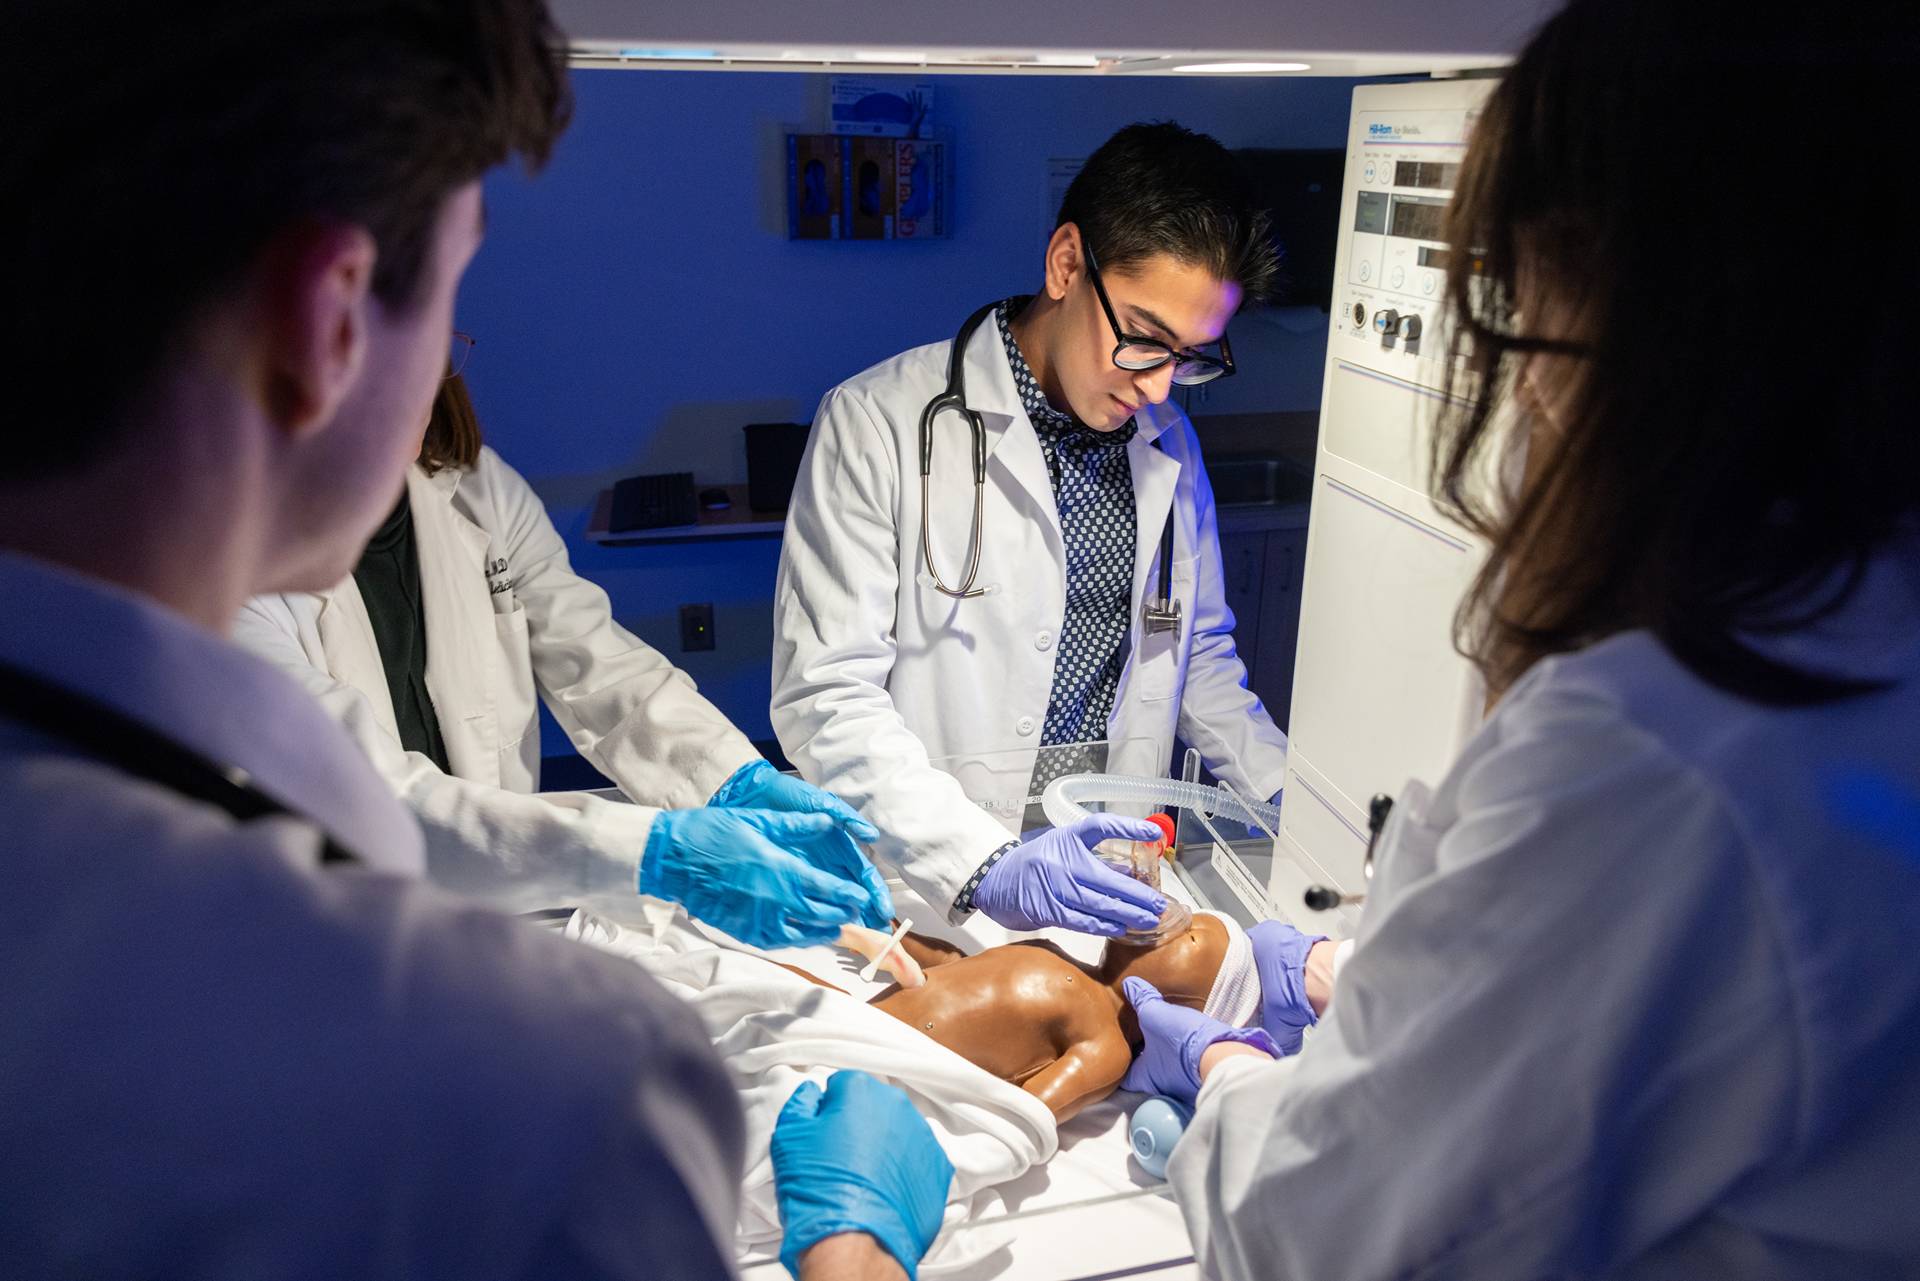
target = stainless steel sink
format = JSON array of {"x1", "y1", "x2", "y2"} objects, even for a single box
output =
[{"x1": 1208, "y1": 456, "x2": 1313, "y2": 507}]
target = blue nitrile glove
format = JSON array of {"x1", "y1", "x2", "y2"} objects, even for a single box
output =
[
  {"x1": 1248, "y1": 920, "x2": 1329, "y2": 1054},
  {"x1": 771, "y1": 1070, "x2": 954, "y2": 1281},
  {"x1": 1121, "y1": 977, "x2": 1280, "y2": 1107},
  {"x1": 712, "y1": 761, "x2": 893, "y2": 928},
  {"x1": 641, "y1": 807, "x2": 872, "y2": 948},
  {"x1": 969, "y1": 813, "x2": 1168, "y2": 936}
]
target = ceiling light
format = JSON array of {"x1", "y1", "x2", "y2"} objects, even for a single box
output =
[{"x1": 1171, "y1": 60, "x2": 1313, "y2": 73}]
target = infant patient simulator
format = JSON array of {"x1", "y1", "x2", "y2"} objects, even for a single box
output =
[
  {"x1": 852, "y1": 911, "x2": 1253, "y2": 1123},
  {"x1": 565, "y1": 900, "x2": 1259, "y2": 1271}
]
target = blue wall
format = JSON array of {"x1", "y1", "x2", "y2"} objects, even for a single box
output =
[{"x1": 455, "y1": 68, "x2": 1361, "y2": 753}]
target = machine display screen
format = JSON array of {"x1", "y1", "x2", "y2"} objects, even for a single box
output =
[
  {"x1": 1393, "y1": 160, "x2": 1461, "y2": 190},
  {"x1": 1418, "y1": 246, "x2": 1451, "y2": 270},
  {"x1": 1388, "y1": 195, "x2": 1447, "y2": 242},
  {"x1": 1353, "y1": 190, "x2": 1388, "y2": 235}
]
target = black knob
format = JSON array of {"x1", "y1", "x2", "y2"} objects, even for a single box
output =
[{"x1": 1304, "y1": 885, "x2": 1344, "y2": 912}]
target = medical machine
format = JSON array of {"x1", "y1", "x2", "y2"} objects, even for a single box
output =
[{"x1": 1266, "y1": 77, "x2": 1500, "y2": 932}]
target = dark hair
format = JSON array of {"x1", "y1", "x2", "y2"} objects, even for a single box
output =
[
  {"x1": 1057, "y1": 121, "x2": 1279, "y2": 305},
  {"x1": 421, "y1": 373, "x2": 484, "y2": 475},
  {"x1": 0, "y1": 0, "x2": 570, "y2": 482},
  {"x1": 1435, "y1": 0, "x2": 1918, "y2": 705}
]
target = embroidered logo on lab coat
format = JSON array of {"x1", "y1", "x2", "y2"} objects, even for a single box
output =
[{"x1": 485, "y1": 557, "x2": 516, "y2": 597}]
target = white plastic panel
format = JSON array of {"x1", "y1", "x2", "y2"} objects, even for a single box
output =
[
  {"x1": 1272, "y1": 78, "x2": 1496, "y2": 909},
  {"x1": 1321, "y1": 359, "x2": 1444, "y2": 494},
  {"x1": 1285, "y1": 474, "x2": 1480, "y2": 832}
]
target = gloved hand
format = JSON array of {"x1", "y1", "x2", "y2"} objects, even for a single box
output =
[
  {"x1": 969, "y1": 814, "x2": 1167, "y2": 936},
  {"x1": 1248, "y1": 920, "x2": 1329, "y2": 1054},
  {"x1": 712, "y1": 761, "x2": 893, "y2": 928},
  {"x1": 1121, "y1": 977, "x2": 1280, "y2": 1106},
  {"x1": 641, "y1": 807, "x2": 877, "y2": 948},
  {"x1": 771, "y1": 1070, "x2": 954, "y2": 1281}
]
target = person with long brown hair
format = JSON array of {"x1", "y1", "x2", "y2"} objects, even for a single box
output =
[{"x1": 1105, "y1": 1, "x2": 1920, "y2": 1275}]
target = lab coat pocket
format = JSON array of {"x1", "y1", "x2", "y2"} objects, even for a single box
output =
[
  {"x1": 1132, "y1": 556, "x2": 1198, "y2": 703},
  {"x1": 492, "y1": 601, "x2": 538, "y2": 750}
]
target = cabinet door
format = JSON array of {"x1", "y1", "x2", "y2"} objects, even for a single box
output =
[
  {"x1": 1216, "y1": 531, "x2": 1266, "y2": 673},
  {"x1": 1257, "y1": 530, "x2": 1306, "y2": 732}
]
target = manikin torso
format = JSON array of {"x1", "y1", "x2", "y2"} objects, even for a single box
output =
[{"x1": 868, "y1": 915, "x2": 1229, "y2": 1122}]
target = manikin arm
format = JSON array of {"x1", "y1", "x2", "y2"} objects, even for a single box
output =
[
  {"x1": 1023, "y1": 1027, "x2": 1133, "y2": 1124},
  {"x1": 896, "y1": 930, "x2": 970, "y2": 972}
]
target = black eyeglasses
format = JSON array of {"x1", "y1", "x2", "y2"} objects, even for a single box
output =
[
  {"x1": 446, "y1": 330, "x2": 475, "y2": 380},
  {"x1": 1083, "y1": 243, "x2": 1236, "y2": 386}
]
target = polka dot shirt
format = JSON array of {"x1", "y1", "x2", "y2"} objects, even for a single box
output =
[{"x1": 995, "y1": 300, "x2": 1138, "y2": 754}]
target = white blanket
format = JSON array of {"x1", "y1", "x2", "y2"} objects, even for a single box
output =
[{"x1": 564, "y1": 904, "x2": 1058, "y2": 1274}]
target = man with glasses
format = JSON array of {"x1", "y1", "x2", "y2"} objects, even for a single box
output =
[{"x1": 773, "y1": 122, "x2": 1295, "y2": 941}]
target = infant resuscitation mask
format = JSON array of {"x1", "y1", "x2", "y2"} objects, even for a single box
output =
[{"x1": 1091, "y1": 811, "x2": 1190, "y2": 943}]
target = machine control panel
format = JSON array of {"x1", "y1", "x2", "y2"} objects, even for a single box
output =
[{"x1": 1337, "y1": 109, "x2": 1473, "y2": 373}]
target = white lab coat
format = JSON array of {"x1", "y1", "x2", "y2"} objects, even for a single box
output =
[
  {"x1": 772, "y1": 318, "x2": 1290, "y2": 916},
  {"x1": 0, "y1": 552, "x2": 744, "y2": 1280},
  {"x1": 1170, "y1": 530, "x2": 1920, "y2": 1279},
  {"x1": 234, "y1": 447, "x2": 758, "y2": 912}
]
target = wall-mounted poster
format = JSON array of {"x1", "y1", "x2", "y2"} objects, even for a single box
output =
[{"x1": 830, "y1": 78, "x2": 935, "y2": 138}]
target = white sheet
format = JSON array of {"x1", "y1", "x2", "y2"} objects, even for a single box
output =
[{"x1": 564, "y1": 901, "x2": 1058, "y2": 1274}]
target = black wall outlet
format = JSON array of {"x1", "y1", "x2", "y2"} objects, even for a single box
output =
[{"x1": 679, "y1": 603, "x2": 715, "y2": 652}]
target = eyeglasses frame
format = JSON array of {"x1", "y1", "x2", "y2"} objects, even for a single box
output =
[{"x1": 1081, "y1": 241, "x2": 1237, "y2": 386}]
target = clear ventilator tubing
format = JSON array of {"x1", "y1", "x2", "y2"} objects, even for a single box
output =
[{"x1": 1040, "y1": 772, "x2": 1281, "y2": 833}]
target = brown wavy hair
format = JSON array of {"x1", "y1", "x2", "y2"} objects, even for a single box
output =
[
  {"x1": 3, "y1": 0, "x2": 569, "y2": 483},
  {"x1": 1434, "y1": 0, "x2": 1917, "y2": 706},
  {"x1": 420, "y1": 373, "x2": 483, "y2": 475}
]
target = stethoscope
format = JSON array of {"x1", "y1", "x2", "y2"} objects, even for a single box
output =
[
  {"x1": 919, "y1": 299, "x2": 1184, "y2": 639},
  {"x1": 1303, "y1": 792, "x2": 1394, "y2": 912},
  {"x1": 0, "y1": 658, "x2": 362, "y2": 865}
]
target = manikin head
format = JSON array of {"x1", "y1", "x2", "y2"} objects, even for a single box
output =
[
  {"x1": 1097, "y1": 912, "x2": 1231, "y2": 1012},
  {"x1": 1019, "y1": 123, "x2": 1278, "y2": 432},
  {"x1": 0, "y1": 1, "x2": 569, "y2": 618}
]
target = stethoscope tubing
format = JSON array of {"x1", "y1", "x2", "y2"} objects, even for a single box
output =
[{"x1": 919, "y1": 298, "x2": 1179, "y2": 622}]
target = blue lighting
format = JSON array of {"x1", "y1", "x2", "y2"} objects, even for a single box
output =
[{"x1": 1823, "y1": 766, "x2": 1920, "y2": 866}]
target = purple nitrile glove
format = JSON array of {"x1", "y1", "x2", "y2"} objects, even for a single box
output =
[
  {"x1": 1120, "y1": 977, "x2": 1281, "y2": 1107},
  {"x1": 712, "y1": 760, "x2": 892, "y2": 929},
  {"x1": 1248, "y1": 920, "x2": 1329, "y2": 1055},
  {"x1": 969, "y1": 813, "x2": 1167, "y2": 936}
]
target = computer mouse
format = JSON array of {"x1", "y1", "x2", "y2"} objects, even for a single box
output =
[{"x1": 698, "y1": 487, "x2": 732, "y2": 511}]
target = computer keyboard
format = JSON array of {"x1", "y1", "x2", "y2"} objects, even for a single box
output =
[{"x1": 609, "y1": 472, "x2": 699, "y2": 532}]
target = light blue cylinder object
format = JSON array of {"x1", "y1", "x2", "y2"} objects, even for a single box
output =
[{"x1": 1129, "y1": 1096, "x2": 1193, "y2": 1178}]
